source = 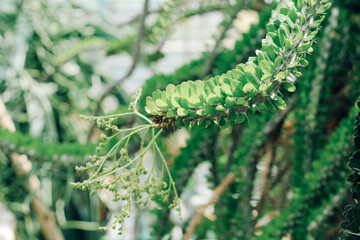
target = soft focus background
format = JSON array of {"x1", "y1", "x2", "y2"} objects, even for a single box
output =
[{"x1": 0, "y1": 0, "x2": 359, "y2": 239}]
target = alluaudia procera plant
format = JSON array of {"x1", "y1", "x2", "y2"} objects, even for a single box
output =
[
  {"x1": 145, "y1": 0, "x2": 332, "y2": 129},
  {"x1": 75, "y1": 0, "x2": 332, "y2": 234}
]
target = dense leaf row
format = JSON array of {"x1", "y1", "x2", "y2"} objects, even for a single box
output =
[{"x1": 145, "y1": 0, "x2": 331, "y2": 128}]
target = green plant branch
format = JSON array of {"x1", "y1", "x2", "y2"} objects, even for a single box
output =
[
  {"x1": 255, "y1": 124, "x2": 280, "y2": 215},
  {"x1": 149, "y1": 10, "x2": 275, "y2": 235},
  {"x1": 145, "y1": 0, "x2": 331, "y2": 130}
]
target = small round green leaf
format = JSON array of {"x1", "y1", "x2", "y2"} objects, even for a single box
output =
[
  {"x1": 236, "y1": 98, "x2": 247, "y2": 105},
  {"x1": 243, "y1": 83, "x2": 256, "y2": 92},
  {"x1": 207, "y1": 93, "x2": 221, "y2": 105},
  {"x1": 272, "y1": 95, "x2": 286, "y2": 110},
  {"x1": 155, "y1": 99, "x2": 168, "y2": 110},
  {"x1": 264, "y1": 99, "x2": 276, "y2": 113},
  {"x1": 177, "y1": 108, "x2": 188, "y2": 117},
  {"x1": 221, "y1": 84, "x2": 233, "y2": 96},
  {"x1": 225, "y1": 97, "x2": 236, "y2": 108},
  {"x1": 166, "y1": 111, "x2": 176, "y2": 118},
  {"x1": 204, "y1": 105, "x2": 217, "y2": 114},
  {"x1": 283, "y1": 82, "x2": 296, "y2": 92},
  {"x1": 215, "y1": 105, "x2": 226, "y2": 111}
]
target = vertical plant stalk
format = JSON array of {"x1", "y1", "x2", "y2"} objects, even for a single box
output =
[
  {"x1": 339, "y1": 99, "x2": 360, "y2": 239},
  {"x1": 304, "y1": 7, "x2": 339, "y2": 168},
  {"x1": 233, "y1": 102, "x2": 293, "y2": 239},
  {"x1": 255, "y1": 126, "x2": 280, "y2": 214},
  {"x1": 0, "y1": 97, "x2": 64, "y2": 240},
  {"x1": 226, "y1": 125, "x2": 243, "y2": 172},
  {"x1": 209, "y1": 134, "x2": 220, "y2": 186}
]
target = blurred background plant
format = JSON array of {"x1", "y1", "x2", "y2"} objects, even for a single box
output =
[{"x1": 0, "y1": 0, "x2": 359, "y2": 239}]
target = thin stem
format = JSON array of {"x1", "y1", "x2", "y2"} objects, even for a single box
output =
[
  {"x1": 83, "y1": 112, "x2": 136, "y2": 119},
  {"x1": 154, "y1": 142, "x2": 180, "y2": 207},
  {"x1": 140, "y1": 128, "x2": 163, "y2": 157},
  {"x1": 146, "y1": 128, "x2": 157, "y2": 182},
  {"x1": 134, "y1": 110, "x2": 154, "y2": 125},
  {"x1": 87, "y1": 156, "x2": 140, "y2": 184}
]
